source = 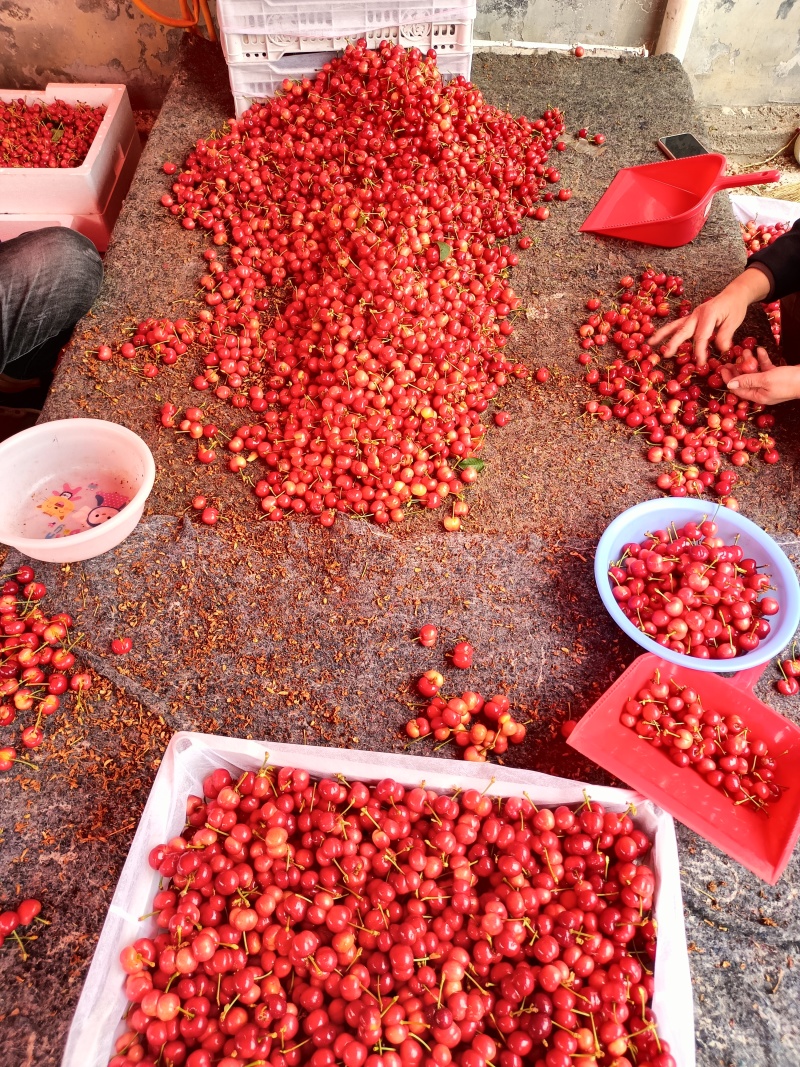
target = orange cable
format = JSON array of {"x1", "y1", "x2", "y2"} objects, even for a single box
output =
[
  {"x1": 198, "y1": 0, "x2": 217, "y2": 42},
  {"x1": 130, "y1": 0, "x2": 198, "y2": 28},
  {"x1": 130, "y1": 0, "x2": 217, "y2": 41}
]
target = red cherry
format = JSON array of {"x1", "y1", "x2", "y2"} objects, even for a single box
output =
[
  {"x1": 417, "y1": 670, "x2": 444, "y2": 697},
  {"x1": 16, "y1": 899, "x2": 42, "y2": 925}
]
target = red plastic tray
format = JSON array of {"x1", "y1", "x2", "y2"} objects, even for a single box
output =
[{"x1": 567, "y1": 653, "x2": 800, "y2": 884}]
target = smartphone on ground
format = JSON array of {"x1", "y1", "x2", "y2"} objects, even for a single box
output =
[{"x1": 656, "y1": 133, "x2": 709, "y2": 159}]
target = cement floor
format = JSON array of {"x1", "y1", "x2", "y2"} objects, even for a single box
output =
[{"x1": 1, "y1": 39, "x2": 799, "y2": 1067}]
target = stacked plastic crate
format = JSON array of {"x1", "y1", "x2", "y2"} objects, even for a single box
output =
[{"x1": 216, "y1": 0, "x2": 476, "y2": 117}]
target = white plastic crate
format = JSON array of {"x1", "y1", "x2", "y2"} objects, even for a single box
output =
[
  {"x1": 0, "y1": 122, "x2": 141, "y2": 252},
  {"x1": 62, "y1": 731, "x2": 695, "y2": 1067},
  {"x1": 0, "y1": 84, "x2": 140, "y2": 217},
  {"x1": 217, "y1": 0, "x2": 476, "y2": 36},
  {"x1": 228, "y1": 48, "x2": 338, "y2": 111},
  {"x1": 222, "y1": 18, "x2": 472, "y2": 61},
  {"x1": 229, "y1": 47, "x2": 472, "y2": 115}
]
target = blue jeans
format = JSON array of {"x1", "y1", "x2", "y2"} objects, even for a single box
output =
[{"x1": 0, "y1": 227, "x2": 103, "y2": 381}]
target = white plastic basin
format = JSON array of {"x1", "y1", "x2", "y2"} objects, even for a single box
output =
[
  {"x1": 595, "y1": 498, "x2": 800, "y2": 672},
  {"x1": 0, "y1": 418, "x2": 155, "y2": 563}
]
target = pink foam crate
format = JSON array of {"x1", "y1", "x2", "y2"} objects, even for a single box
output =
[
  {"x1": 222, "y1": 17, "x2": 473, "y2": 62},
  {"x1": 0, "y1": 214, "x2": 75, "y2": 242},
  {"x1": 216, "y1": 0, "x2": 476, "y2": 37},
  {"x1": 229, "y1": 47, "x2": 472, "y2": 115},
  {"x1": 0, "y1": 83, "x2": 140, "y2": 216}
]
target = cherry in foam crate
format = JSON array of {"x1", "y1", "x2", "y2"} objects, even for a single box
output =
[
  {"x1": 62, "y1": 732, "x2": 696, "y2": 1067},
  {"x1": 0, "y1": 83, "x2": 141, "y2": 251}
]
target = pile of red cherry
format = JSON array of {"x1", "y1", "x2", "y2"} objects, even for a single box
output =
[
  {"x1": 608, "y1": 517, "x2": 779, "y2": 661},
  {"x1": 0, "y1": 565, "x2": 89, "y2": 768},
  {"x1": 577, "y1": 270, "x2": 779, "y2": 508},
  {"x1": 405, "y1": 629, "x2": 526, "y2": 762},
  {"x1": 740, "y1": 219, "x2": 789, "y2": 347},
  {"x1": 99, "y1": 41, "x2": 585, "y2": 529},
  {"x1": 406, "y1": 679, "x2": 527, "y2": 762},
  {"x1": 0, "y1": 897, "x2": 46, "y2": 961},
  {"x1": 620, "y1": 667, "x2": 782, "y2": 811},
  {"x1": 0, "y1": 97, "x2": 106, "y2": 167},
  {"x1": 109, "y1": 764, "x2": 674, "y2": 1067}
]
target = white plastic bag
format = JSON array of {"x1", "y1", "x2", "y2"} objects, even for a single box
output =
[
  {"x1": 730, "y1": 192, "x2": 800, "y2": 228},
  {"x1": 63, "y1": 733, "x2": 696, "y2": 1067}
]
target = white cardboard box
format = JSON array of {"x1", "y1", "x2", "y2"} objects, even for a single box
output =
[{"x1": 63, "y1": 732, "x2": 695, "y2": 1067}]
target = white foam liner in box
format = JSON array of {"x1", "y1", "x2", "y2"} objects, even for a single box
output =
[{"x1": 63, "y1": 732, "x2": 695, "y2": 1067}]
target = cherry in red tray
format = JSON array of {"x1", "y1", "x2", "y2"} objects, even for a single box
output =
[{"x1": 567, "y1": 653, "x2": 800, "y2": 883}]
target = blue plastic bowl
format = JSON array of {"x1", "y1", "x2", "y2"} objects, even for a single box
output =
[{"x1": 595, "y1": 499, "x2": 800, "y2": 672}]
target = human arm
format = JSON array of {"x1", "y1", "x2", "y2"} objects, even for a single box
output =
[
  {"x1": 747, "y1": 217, "x2": 800, "y2": 300},
  {"x1": 649, "y1": 268, "x2": 771, "y2": 364}
]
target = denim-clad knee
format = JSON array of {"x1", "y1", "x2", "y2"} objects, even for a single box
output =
[{"x1": 0, "y1": 227, "x2": 103, "y2": 372}]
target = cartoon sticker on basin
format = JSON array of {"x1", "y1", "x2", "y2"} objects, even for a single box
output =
[
  {"x1": 33, "y1": 481, "x2": 130, "y2": 539},
  {"x1": 36, "y1": 482, "x2": 83, "y2": 523}
]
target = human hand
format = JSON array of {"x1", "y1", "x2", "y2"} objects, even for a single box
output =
[
  {"x1": 722, "y1": 347, "x2": 800, "y2": 405},
  {"x1": 650, "y1": 269, "x2": 771, "y2": 365}
]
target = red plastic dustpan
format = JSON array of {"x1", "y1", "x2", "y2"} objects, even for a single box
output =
[
  {"x1": 567, "y1": 653, "x2": 800, "y2": 884},
  {"x1": 580, "y1": 153, "x2": 780, "y2": 247}
]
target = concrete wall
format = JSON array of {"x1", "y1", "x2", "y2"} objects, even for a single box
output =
[
  {"x1": 475, "y1": 0, "x2": 800, "y2": 106},
  {"x1": 474, "y1": 0, "x2": 667, "y2": 50},
  {"x1": 0, "y1": 0, "x2": 798, "y2": 108},
  {"x1": 683, "y1": 0, "x2": 800, "y2": 105}
]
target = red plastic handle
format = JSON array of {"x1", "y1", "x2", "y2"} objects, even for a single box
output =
[
  {"x1": 727, "y1": 661, "x2": 769, "y2": 692},
  {"x1": 714, "y1": 169, "x2": 781, "y2": 191}
]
